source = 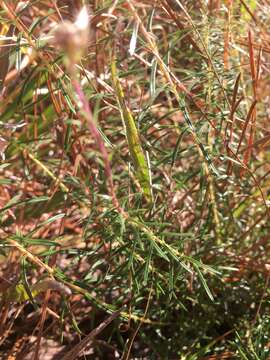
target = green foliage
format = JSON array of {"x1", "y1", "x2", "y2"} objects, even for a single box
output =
[{"x1": 0, "y1": 0, "x2": 269, "y2": 358}]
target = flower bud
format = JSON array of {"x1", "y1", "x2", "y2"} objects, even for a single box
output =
[{"x1": 52, "y1": 6, "x2": 89, "y2": 69}]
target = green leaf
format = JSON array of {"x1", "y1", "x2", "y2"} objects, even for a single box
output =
[
  {"x1": 194, "y1": 264, "x2": 214, "y2": 301},
  {"x1": 111, "y1": 58, "x2": 153, "y2": 203}
]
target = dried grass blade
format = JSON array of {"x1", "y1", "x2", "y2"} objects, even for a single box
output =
[
  {"x1": 62, "y1": 310, "x2": 121, "y2": 360},
  {"x1": 0, "y1": 25, "x2": 13, "y2": 90},
  {"x1": 243, "y1": 30, "x2": 257, "y2": 166}
]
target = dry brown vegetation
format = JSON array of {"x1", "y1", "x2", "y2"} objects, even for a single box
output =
[{"x1": 0, "y1": 0, "x2": 270, "y2": 359}]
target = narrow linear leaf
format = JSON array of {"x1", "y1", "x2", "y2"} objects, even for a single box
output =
[
  {"x1": 194, "y1": 264, "x2": 214, "y2": 301},
  {"x1": 129, "y1": 21, "x2": 139, "y2": 56},
  {"x1": 111, "y1": 58, "x2": 152, "y2": 202},
  {"x1": 150, "y1": 58, "x2": 157, "y2": 98}
]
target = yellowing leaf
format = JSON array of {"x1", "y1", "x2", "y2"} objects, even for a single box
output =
[
  {"x1": 111, "y1": 58, "x2": 152, "y2": 203},
  {"x1": 3, "y1": 279, "x2": 71, "y2": 303}
]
